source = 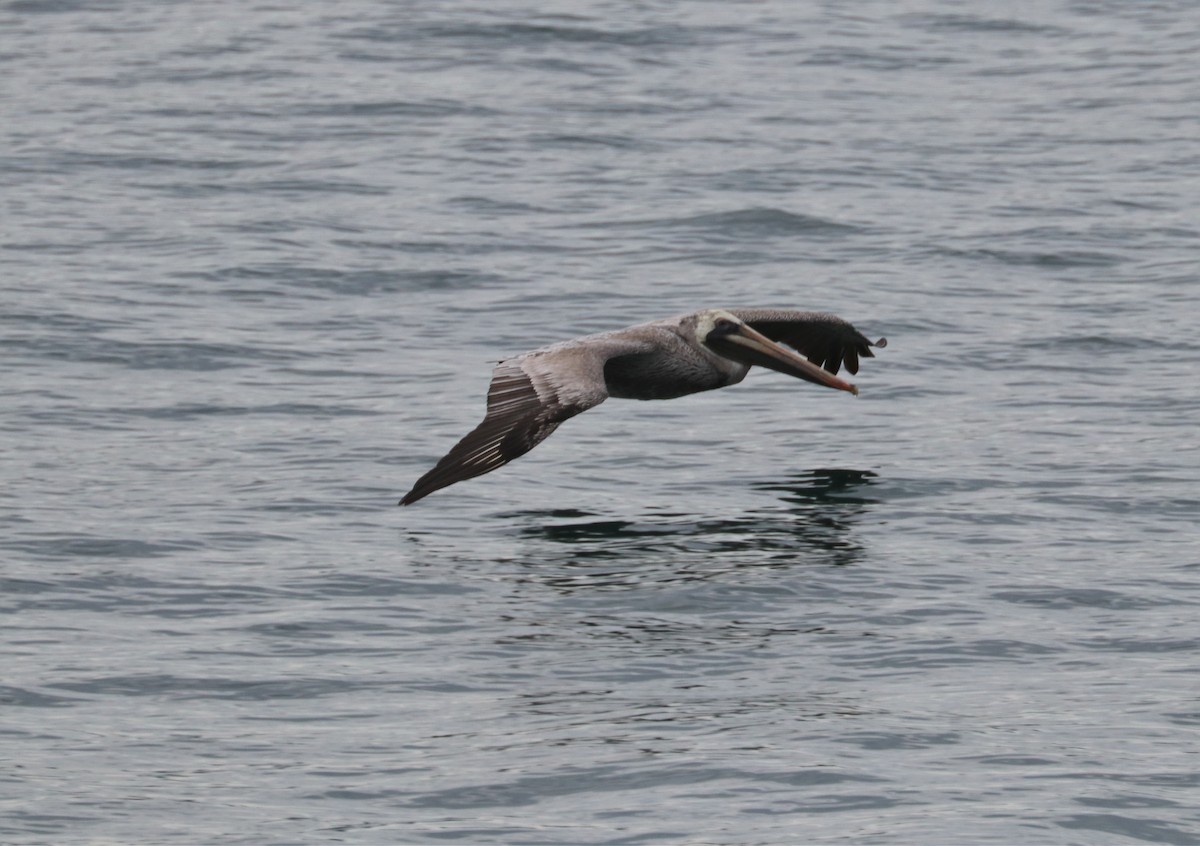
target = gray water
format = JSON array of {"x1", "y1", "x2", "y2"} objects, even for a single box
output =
[{"x1": 3, "y1": 1, "x2": 1200, "y2": 843}]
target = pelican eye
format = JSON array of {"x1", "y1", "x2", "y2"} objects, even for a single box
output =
[{"x1": 714, "y1": 318, "x2": 738, "y2": 333}]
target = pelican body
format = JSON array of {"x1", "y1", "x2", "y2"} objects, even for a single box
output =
[{"x1": 400, "y1": 308, "x2": 885, "y2": 505}]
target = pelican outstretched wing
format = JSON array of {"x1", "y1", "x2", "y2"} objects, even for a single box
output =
[
  {"x1": 729, "y1": 309, "x2": 886, "y2": 378},
  {"x1": 400, "y1": 336, "x2": 653, "y2": 505}
]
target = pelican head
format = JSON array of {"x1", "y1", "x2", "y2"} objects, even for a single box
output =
[{"x1": 696, "y1": 309, "x2": 859, "y2": 395}]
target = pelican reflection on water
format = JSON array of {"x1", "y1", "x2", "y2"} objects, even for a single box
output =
[{"x1": 400, "y1": 308, "x2": 886, "y2": 505}]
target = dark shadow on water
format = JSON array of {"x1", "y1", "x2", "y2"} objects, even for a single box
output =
[
  {"x1": 495, "y1": 468, "x2": 881, "y2": 587},
  {"x1": 751, "y1": 467, "x2": 881, "y2": 506}
]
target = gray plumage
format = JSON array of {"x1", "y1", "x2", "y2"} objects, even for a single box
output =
[{"x1": 399, "y1": 308, "x2": 885, "y2": 505}]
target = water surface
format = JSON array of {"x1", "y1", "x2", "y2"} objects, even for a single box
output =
[{"x1": 3, "y1": 1, "x2": 1199, "y2": 843}]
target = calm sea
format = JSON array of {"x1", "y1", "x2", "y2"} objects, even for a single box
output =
[{"x1": 3, "y1": 1, "x2": 1199, "y2": 843}]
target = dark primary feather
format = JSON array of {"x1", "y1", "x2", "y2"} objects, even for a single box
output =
[{"x1": 729, "y1": 308, "x2": 885, "y2": 377}]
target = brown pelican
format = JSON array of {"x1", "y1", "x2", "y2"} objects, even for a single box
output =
[{"x1": 400, "y1": 308, "x2": 885, "y2": 505}]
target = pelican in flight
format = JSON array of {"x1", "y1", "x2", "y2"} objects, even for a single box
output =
[{"x1": 400, "y1": 308, "x2": 885, "y2": 505}]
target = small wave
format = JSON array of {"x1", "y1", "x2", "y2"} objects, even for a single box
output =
[
  {"x1": 0, "y1": 535, "x2": 198, "y2": 560},
  {"x1": 906, "y1": 13, "x2": 1073, "y2": 36},
  {"x1": 5, "y1": 334, "x2": 298, "y2": 371},
  {"x1": 1017, "y1": 334, "x2": 1189, "y2": 352},
  {"x1": 931, "y1": 245, "x2": 1123, "y2": 268},
  {"x1": 416, "y1": 21, "x2": 707, "y2": 49},
  {"x1": 527, "y1": 132, "x2": 643, "y2": 150},
  {"x1": 295, "y1": 99, "x2": 500, "y2": 119},
  {"x1": 671, "y1": 208, "x2": 860, "y2": 235},
  {"x1": 802, "y1": 46, "x2": 959, "y2": 71},
  {"x1": 591, "y1": 207, "x2": 861, "y2": 239},
  {"x1": 0, "y1": 684, "x2": 80, "y2": 709},
  {"x1": 446, "y1": 196, "x2": 551, "y2": 216},
  {"x1": 991, "y1": 587, "x2": 1171, "y2": 611}
]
